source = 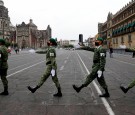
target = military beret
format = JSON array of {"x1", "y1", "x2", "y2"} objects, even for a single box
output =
[
  {"x1": 49, "y1": 38, "x2": 57, "y2": 45},
  {"x1": 97, "y1": 37, "x2": 103, "y2": 42},
  {"x1": 0, "y1": 38, "x2": 5, "y2": 44}
]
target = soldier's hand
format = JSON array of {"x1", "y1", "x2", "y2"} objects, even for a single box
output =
[
  {"x1": 97, "y1": 70, "x2": 102, "y2": 78},
  {"x1": 51, "y1": 69, "x2": 55, "y2": 77}
]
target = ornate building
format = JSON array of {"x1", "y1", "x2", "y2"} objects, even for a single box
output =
[
  {"x1": 0, "y1": 0, "x2": 15, "y2": 41},
  {"x1": 98, "y1": 0, "x2": 135, "y2": 48},
  {"x1": 16, "y1": 19, "x2": 51, "y2": 49}
]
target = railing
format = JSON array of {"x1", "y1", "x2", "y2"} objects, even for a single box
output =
[{"x1": 108, "y1": 48, "x2": 133, "y2": 55}]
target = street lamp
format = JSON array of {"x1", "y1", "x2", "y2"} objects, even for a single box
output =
[{"x1": 2, "y1": 19, "x2": 5, "y2": 39}]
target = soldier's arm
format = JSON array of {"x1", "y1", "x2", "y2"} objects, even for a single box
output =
[{"x1": 99, "y1": 48, "x2": 106, "y2": 71}]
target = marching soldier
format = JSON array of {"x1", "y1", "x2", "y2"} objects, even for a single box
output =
[
  {"x1": 0, "y1": 38, "x2": 9, "y2": 95},
  {"x1": 120, "y1": 80, "x2": 135, "y2": 93},
  {"x1": 73, "y1": 37, "x2": 110, "y2": 97},
  {"x1": 27, "y1": 38, "x2": 62, "y2": 97}
]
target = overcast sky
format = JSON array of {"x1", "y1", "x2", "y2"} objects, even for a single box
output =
[{"x1": 4, "y1": 0, "x2": 131, "y2": 40}]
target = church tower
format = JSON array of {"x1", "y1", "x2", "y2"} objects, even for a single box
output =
[{"x1": 0, "y1": 0, "x2": 10, "y2": 39}]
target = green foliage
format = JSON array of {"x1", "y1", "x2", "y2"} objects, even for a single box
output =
[
  {"x1": 125, "y1": 48, "x2": 135, "y2": 52},
  {"x1": 62, "y1": 44, "x2": 74, "y2": 48},
  {"x1": 36, "y1": 50, "x2": 47, "y2": 54}
]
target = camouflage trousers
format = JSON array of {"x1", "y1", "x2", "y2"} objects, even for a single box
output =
[
  {"x1": 38, "y1": 65, "x2": 61, "y2": 89},
  {"x1": 128, "y1": 79, "x2": 135, "y2": 88},
  {"x1": 0, "y1": 69, "x2": 8, "y2": 89},
  {"x1": 83, "y1": 65, "x2": 107, "y2": 89}
]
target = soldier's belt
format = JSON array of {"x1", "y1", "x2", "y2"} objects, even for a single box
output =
[
  {"x1": 93, "y1": 60, "x2": 99, "y2": 63},
  {"x1": 46, "y1": 61, "x2": 51, "y2": 65}
]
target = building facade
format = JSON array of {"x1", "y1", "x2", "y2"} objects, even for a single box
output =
[
  {"x1": 16, "y1": 19, "x2": 51, "y2": 49},
  {"x1": 60, "y1": 39, "x2": 69, "y2": 46},
  {"x1": 0, "y1": 0, "x2": 15, "y2": 42},
  {"x1": 98, "y1": 0, "x2": 135, "y2": 49}
]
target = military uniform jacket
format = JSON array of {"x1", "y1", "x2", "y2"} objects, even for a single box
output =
[
  {"x1": 0, "y1": 45, "x2": 8, "y2": 69},
  {"x1": 46, "y1": 46, "x2": 57, "y2": 69},
  {"x1": 92, "y1": 46, "x2": 106, "y2": 71}
]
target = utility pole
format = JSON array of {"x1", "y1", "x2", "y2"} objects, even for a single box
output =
[{"x1": 2, "y1": 19, "x2": 4, "y2": 39}]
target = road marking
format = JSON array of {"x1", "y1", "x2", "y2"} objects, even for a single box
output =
[
  {"x1": 7, "y1": 60, "x2": 45, "y2": 78},
  {"x1": 64, "y1": 60, "x2": 67, "y2": 64},
  {"x1": 8, "y1": 58, "x2": 45, "y2": 71},
  {"x1": 60, "y1": 66, "x2": 64, "y2": 70},
  {"x1": 113, "y1": 58, "x2": 135, "y2": 66},
  {"x1": 77, "y1": 52, "x2": 115, "y2": 115}
]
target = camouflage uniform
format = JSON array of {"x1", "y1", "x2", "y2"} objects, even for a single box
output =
[
  {"x1": 73, "y1": 43, "x2": 110, "y2": 97},
  {"x1": 83, "y1": 46, "x2": 107, "y2": 89},
  {"x1": 128, "y1": 80, "x2": 135, "y2": 88},
  {"x1": 120, "y1": 79, "x2": 135, "y2": 93},
  {"x1": 28, "y1": 38, "x2": 62, "y2": 97},
  {"x1": 0, "y1": 40, "x2": 9, "y2": 95},
  {"x1": 38, "y1": 46, "x2": 61, "y2": 88}
]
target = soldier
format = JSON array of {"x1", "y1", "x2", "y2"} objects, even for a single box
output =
[
  {"x1": 0, "y1": 38, "x2": 9, "y2": 95},
  {"x1": 120, "y1": 80, "x2": 135, "y2": 93},
  {"x1": 73, "y1": 37, "x2": 110, "y2": 97},
  {"x1": 27, "y1": 38, "x2": 62, "y2": 97}
]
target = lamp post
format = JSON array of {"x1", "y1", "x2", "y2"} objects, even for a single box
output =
[{"x1": 2, "y1": 19, "x2": 5, "y2": 39}]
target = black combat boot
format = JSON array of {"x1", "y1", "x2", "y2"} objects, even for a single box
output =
[
  {"x1": 99, "y1": 88, "x2": 110, "y2": 97},
  {"x1": 72, "y1": 84, "x2": 84, "y2": 93},
  {"x1": 27, "y1": 85, "x2": 39, "y2": 93},
  {"x1": 120, "y1": 86, "x2": 129, "y2": 93},
  {"x1": 53, "y1": 87, "x2": 62, "y2": 97},
  {"x1": 0, "y1": 87, "x2": 9, "y2": 96}
]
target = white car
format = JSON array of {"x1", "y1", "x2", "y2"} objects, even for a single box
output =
[{"x1": 29, "y1": 49, "x2": 36, "y2": 53}]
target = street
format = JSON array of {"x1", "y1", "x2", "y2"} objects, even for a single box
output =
[{"x1": 0, "y1": 49, "x2": 135, "y2": 115}]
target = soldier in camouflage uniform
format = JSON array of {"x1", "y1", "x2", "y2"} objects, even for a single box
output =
[
  {"x1": 120, "y1": 80, "x2": 135, "y2": 93},
  {"x1": 73, "y1": 37, "x2": 110, "y2": 97},
  {"x1": 0, "y1": 39, "x2": 9, "y2": 95},
  {"x1": 27, "y1": 38, "x2": 62, "y2": 97}
]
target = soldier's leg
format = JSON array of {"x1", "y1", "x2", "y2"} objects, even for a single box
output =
[
  {"x1": 128, "y1": 79, "x2": 135, "y2": 88},
  {"x1": 52, "y1": 71, "x2": 62, "y2": 97},
  {"x1": 0, "y1": 69, "x2": 9, "y2": 95},
  {"x1": 27, "y1": 65, "x2": 51, "y2": 93},
  {"x1": 73, "y1": 67, "x2": 97, "y2": 93},
  {"x1": 120, "y1": 79, "x2": 135, "y2": 93},
  {"x1": 97, "y1": 74, "x2": 110, "y2": 97}
]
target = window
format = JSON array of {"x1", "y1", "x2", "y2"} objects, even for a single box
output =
[
  {"x1": 116, "y1": 38, "x2": 118, "y2": 44},
  {"x1": 113, "y1": 38, "x2": 115, "y2": 44},
  {"x1": 128, "y1": 34, "x2": 132, "y2": 42},
  {"x1": 121, "y1": 37, "x2": 124, "y2": 43}
]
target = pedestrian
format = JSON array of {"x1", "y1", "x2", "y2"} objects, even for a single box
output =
[
  {"x1": 27, "y1": 38, "x2": 62, "y2": 97},
  {"x1": 0, "y1": 38, "x2": 9, "y2": 95},
  {"x1": 109, "y1": 46, "x2": 113, "y2": 58},
  {"x1": 15, "y1": 46, "x2": 19, "y2": 54},
  {"x1": 120, "y1": 79, "x2": 135, "y2": 93},
  {"x1": 72, "y1": 37, "x2": 110, "y2": 97}
]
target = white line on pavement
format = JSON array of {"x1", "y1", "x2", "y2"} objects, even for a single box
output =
[
  {"x1": 60, "y1": 66, "x2": 64, "y2": 71},
  {"x1": 8, "y1": 58, "x2": 45, "y2": 71},
  {"x1": 113, "y1": 58, "x2": 135, "y2": 66},
  {"x1": 7, "y1": 60, "x2": 45, "y2": 78},
  {"x1": 64, "y1": 60, "x2": 67, "y2": 64},
  {"x1": 77, "y1": 52, "x2": 115, "y2": 115}
]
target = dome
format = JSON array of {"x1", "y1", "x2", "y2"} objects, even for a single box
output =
[
  {"x1": 28, "y1": 19, "x2": 37, "y2": 27},
  {"x1": 0, "y1": 0, "x2": 4, "y2": 6}
]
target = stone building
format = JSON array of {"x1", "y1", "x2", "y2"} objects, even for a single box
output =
[
  {"x1": 0, "y1": 0, "x2": 15, "y2": 41},
  {"x1": 98, "y1": 0, "x2": 135, "y2": 48},
  {"x1": 60, "y1": 39, "x2": 69, "y2": 46},
  {"x1": 16, "y1": 19, "x2": 51, "y2": 49}
]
